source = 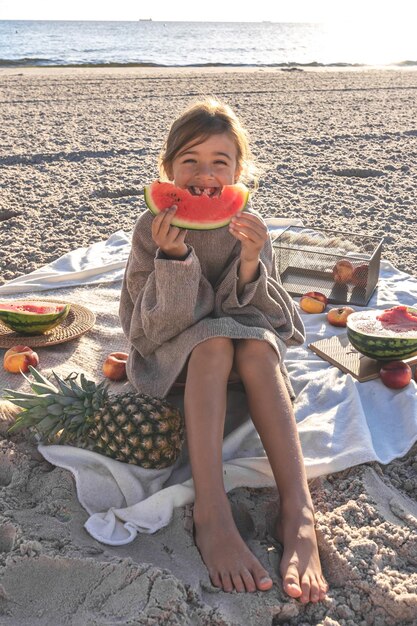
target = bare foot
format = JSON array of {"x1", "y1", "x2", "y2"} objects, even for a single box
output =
[
  {"x1": 275, "y1": 501, "x2": 328, "y2": 603},
  {"x1": 193, "y1": 497, "x2": 273, "y2": 593}
]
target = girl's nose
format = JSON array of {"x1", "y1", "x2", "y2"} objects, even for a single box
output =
[{"x1": 196, "y1": 163, "x2": 213, "y2": 178}]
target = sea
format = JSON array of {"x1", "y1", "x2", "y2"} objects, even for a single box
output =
[{"x1": 0, "y1": 20, "x2": 416, "y2": 69}]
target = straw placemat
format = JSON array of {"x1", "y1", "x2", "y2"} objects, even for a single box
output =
[{"x1": 0, "y1": 299, "x2": 96, "y2": 349}]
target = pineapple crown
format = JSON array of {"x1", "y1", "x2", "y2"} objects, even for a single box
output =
[{"x1": 4, "y1": 366, "x2": 108, "y2": 443}]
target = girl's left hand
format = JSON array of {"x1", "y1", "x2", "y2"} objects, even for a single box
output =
[{"x1": 229, "y1": 213, "x2": 268, "y2": 262}]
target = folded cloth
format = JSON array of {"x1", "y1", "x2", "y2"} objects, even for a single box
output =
[
  {"x1": 1, "y1": 222, "x2": 417, "y2": 546},
  {"x1": 0, "y1": 230, "x2": 131, "y2": 295}
]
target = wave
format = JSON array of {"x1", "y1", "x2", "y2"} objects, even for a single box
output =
[{"x1": 1, "y1": 57, "x2": 417, "y2": 69}]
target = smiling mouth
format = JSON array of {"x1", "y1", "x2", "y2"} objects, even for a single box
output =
[{"x1": 188, "y1": 186, "x2": 221, "y2": 197}]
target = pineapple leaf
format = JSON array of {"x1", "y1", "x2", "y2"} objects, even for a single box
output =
[
  {"x1": 36, "y1": 415, "x2": 62, "y2": 435},
  {"x1": 79, "y1": 373, "x2": 97, "y2": 393},
  {"x1": 3, "y1": 398, "x2": 48, "y2": 410},
  {"x1": 67, "y1": 378, "x2": 87, "y2": 399},
  {"x1": 26, "y1": 366, "x2": 59, "y2": 393},
  {"x1": 52, "y1": 372, "x2": 80, "y2": 398},
  {"x1": 30, "y1": 382, "x2": 61, "y2": 396},
  {"x1": 46, "y1": 404, "x2": 65, "y2": 417},
  {"x1": 3, "y1": 389, "x2": 48, "y2": 402},
  {"x1": 8, "y1": 414, "x2": 32, "y2": 433},
  {"x1": 54, "y1": 395, "x2": 81, "y2": 408}
]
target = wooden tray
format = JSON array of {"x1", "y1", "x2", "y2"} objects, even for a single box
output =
[{"x1": 309, "y1": 334, "x2": 417, "y2": 382}]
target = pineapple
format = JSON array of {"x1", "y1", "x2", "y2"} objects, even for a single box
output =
[{"x1": 5, "y1": 366, "x2": 184, "y2": 470}]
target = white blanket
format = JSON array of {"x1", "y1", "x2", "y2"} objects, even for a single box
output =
[{"x1": 1, "y1": 222, "x2": 416, "y2": 546}]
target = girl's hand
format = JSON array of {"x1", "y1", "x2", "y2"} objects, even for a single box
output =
[
  {"x1": 229, "y1": 213, "x2": 268, "y2": 262},
  {"x1": 151, "y1": 206, "x2": 188, "y2": 259}
]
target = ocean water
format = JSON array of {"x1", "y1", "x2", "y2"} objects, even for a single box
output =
[{"x1": 0, "y1": 20, "x2": 416, "y2": 68}]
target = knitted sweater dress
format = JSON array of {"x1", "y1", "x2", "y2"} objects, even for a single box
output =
[{"x1": 119, "y1": 207, "x2": 305, "y2": 399}]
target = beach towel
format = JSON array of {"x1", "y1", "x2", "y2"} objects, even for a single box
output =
[{"x1": 0, "y1": 220, "x2": 416, "y2": 546}]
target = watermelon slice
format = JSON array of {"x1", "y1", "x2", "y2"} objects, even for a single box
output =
[
  {"x1": 0, "y1": 301, "x2": 71, "y2": 335},
  {"x1": 144, "y1": 181, "x2": 249, "y2": 230}
]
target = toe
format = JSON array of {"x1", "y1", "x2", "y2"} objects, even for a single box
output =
[
  {"x1": 231, "y1": 572, "x2": 246, "y2": 593},
  {"x1": 309, "y1": 577, "x2": 321, "y2": 603},
  {"x1": 241, "y1": 569, "x2": 257, "y2": 593},
  {"x1": 319, "y1": 576, "x2": 329, "y2": 600},
  {"x1": 257, "y1": 575, "x2": 273, "y2": 591},
  {"x1": 252, "y1": 564, "x2": 273, "y2": 591},
  {"x1": 283, "y1": 563, "x2": 302, "y2": 598},
  {"x1": 209, "y1": 570, "x2": 222, "y2": 589},
  {"x1": 220, "y1": 572, "x2": 234, "y2": 593},
  {"x1": 300, "y1": 576, "x2": 313, "y2": 604}
]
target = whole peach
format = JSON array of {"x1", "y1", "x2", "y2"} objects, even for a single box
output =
[
  {"x1": 332, "y1": 259, "x2": 354, "y2": 284},
  {"x1": 380, "y1": 361, "x2": 412, "y2": 389},
  {"x1": 352, "y1": 264, "x2": 369, "y2": 288},
  {"x1": 327, "y1": 306, "x2": 355, "y2": 327},
  {"x1": 103, "y1": 352, "x2": 128, "y2": 381},
  {"x1": 299, "y1": 291, "x2": 328, "y2": 314},
  {"x1": 4, "y1": 345, "x2": 40, "y2": 374}
]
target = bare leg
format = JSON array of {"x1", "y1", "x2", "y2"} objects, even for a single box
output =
[
  {"x1": 184, "y1": 337, "x2": 273, "y2": 593},
  {"x1": 234, "y1": 339, "x2": 328, "y2": 603}
]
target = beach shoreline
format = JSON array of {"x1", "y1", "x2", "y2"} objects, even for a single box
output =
[
  {"x1": 0, "y1": 67, "x2": 416, "y2": 625},
  {"x1": 2, "y1": 63, "x2": 417, "y2": 76}
]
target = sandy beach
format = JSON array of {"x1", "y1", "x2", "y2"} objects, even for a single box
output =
[{"x1": 0, "y1": 67, "x2": 416, "y2": 625}]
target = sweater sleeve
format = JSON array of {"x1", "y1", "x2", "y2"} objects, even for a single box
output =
[
  {"x1": 119, "y1": 213, "x2": 215, "y2": 356},
  {"x1": 213, "y1": 235, "x2": 305, "y2": 346}
]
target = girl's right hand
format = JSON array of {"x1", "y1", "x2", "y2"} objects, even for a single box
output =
[{"x1": 151, "y1": 206, "x2": 188, "y2": 259}]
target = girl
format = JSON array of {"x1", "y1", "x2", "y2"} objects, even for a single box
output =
[{"x1": 120, "y1": 98, "x2": 328, "y2": 603}]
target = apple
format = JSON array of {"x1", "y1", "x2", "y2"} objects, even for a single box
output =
[
  {"x1": 4, "y1": 345, "x2": 39, "y2": 374},
  {"x1": 379, "y1": 361, "x2": 412, "y2": 389},
  {"x1": 352, "y1": 264, "x2": 369, "y2": 288},
  {"x1": 102, "y1": 352, "x2": 128, "y2": 381},
  {"x1": 327, "y1": 306, "x2": 355, "y2": 327},
  {"x1": 299, "y1": 291, "x2": 328, "y2": 314},
  {"x1": 332, "y1": 259, "x2": 354, "y2": 284}
]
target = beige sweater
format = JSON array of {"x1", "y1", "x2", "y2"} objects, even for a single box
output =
[{"x1": 119, "y1": 208, "x2": 305, "y2": 398}]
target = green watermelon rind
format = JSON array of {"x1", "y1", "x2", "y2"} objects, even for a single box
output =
[
  {"x1": 144, "y1": 181, "x2": 250, "y2": 230},
  {"x1": 0, "y1": 302, "x2": 71, "y2": 335},
  {"x1": 346, "y1": 307, "x2": 417, "y2": 361}
]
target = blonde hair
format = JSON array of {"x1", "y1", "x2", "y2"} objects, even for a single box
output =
[{"x1": 159, "y1": 98, "x2": 257, "y2": 187}]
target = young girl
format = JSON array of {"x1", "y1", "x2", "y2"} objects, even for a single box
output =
[{"x1": 120, "y1": 98, "x2": 328, "y2": 603}]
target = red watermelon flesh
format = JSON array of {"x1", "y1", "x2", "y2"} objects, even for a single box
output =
[
  {"x1": 376, "y1": 305, "x2": 417, "y2": 331},
  {"x1": 144, "y1": 181, "x2": 249, "y2": 230},
  {"x1": 0, "y1": 302, "x2": 64, "y2": 314}
]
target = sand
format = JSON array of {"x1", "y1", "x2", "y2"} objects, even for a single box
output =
[{"x1": 0, "y1": 66, "x2": 416, "y2": 625}]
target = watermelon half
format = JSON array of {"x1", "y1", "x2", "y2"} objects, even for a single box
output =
[
  {"x1": 0, "y1": 301, "x2": 71, "y2": 335},
  {"x1": 144, "y1": 181, "x2": 249, "y2": 230},
  {"x1": 346, "y1": 306, "x2": 417, "y2": 361}
]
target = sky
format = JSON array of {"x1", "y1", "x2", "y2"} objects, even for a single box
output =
[{"x1": 0, "y1": 0, "x2": 415, "y2": 23}]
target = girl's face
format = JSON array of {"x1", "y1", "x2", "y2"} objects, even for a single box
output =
[{"x1": 169, "y1": 133, "x2": 241, "y2": 197}]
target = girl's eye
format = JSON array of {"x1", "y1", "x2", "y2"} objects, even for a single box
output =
[
  {"x1": 214, "y1": 161, "x2": 227, "y2": 166},
  {"x1": 183, "y1": 159, "x2": 196, "y2": 164}
]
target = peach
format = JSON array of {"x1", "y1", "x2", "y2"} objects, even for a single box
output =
[
  {"x1": 332, "y1": 259, "x2": 354, "y2": 284},
  {"x1": 379, "y1": 361, "x2": 412, "y2": 389},
  {"x1": 327, "y1": 306, "x2": 355, "y2": 327},
  {"x1": 352, "y1": 264, "x2": 369, "y2": 288},
  {"x1": 4, "y1": 345, "x2": 39, "y2": 374},
  {"x1": 299, "y1": 291, "x2": 328, "y2": 314},
  {"x1": 102, "y1": 352, "x2": 128, "y2": 381}
]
